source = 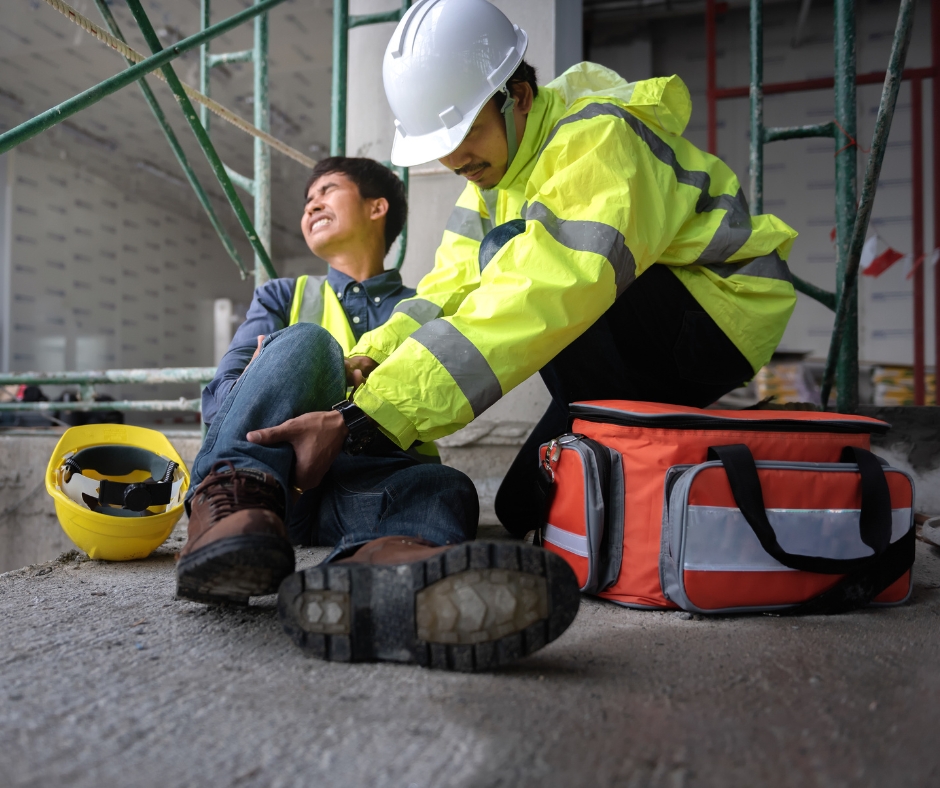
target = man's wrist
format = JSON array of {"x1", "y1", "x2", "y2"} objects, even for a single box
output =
[
  {"x1": 326, "y1": 409, "x2": 349, "y2": 437},
  {"x1": 331, "y1": 400, "x2": 376, "y2": 455}
]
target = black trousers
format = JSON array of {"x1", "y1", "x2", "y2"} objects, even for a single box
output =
[{"x1": 493, "y1": 262, "x2": 755, "y2": 538}]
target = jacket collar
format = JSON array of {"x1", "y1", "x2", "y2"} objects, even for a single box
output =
[
  {"x1": 327, "y1": 266, "x2": 404, "y2": 301},
  {"x1": 493, "y1": 87, "x2": 566, "y2": 193}
]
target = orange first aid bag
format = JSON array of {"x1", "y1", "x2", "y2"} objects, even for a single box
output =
[{"x1": 539, "y1": 401, "x2": 916, "y2": 615}]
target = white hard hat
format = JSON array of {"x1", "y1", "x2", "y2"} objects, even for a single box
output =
[{"x1": 384, "y1": 0, "x2": 528, "y2": 168}]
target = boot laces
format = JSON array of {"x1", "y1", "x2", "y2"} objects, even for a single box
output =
[{"x1": 197, "y1": 461, "x2": 284, "y2": 525}]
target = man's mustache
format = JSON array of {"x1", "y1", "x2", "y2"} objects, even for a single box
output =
[{"x1": 454, "y1": 162, "x2": 489, "y2": 177}]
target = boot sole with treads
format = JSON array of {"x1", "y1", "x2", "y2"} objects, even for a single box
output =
[
  {"x1": 277, "y1": 541, "x2": 580, "y2": 671},
  {"x1": 176, "y1": 534, "x2": 295, "y2": 604}
]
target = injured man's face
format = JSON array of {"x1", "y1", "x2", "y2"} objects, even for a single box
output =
[{"x1": 300, "y1": 171, "x2": 385, "y2": 259}]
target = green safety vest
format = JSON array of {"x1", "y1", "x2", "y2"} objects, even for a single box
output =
[{"x1": 350, "y1": 64, "x2": 799, "y2": 450}]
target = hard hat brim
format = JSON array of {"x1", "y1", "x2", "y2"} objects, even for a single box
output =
[{"x1": 390, "y1": 105, "x2": 481, "y2": 168}]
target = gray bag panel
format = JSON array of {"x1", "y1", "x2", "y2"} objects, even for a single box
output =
[
  {"x1": 661, "y1": 460, "x2": 916, "y2": 615},
  {"x1": 596, "y1": 448, "x2": 624, "y2": 592}
]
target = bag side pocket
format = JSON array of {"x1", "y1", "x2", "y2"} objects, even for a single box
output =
[
  {"x1": 541, "y1": 435, "x2": 610, "y2": 594},
  {"x1": 660, "y1": 464, "x2": 698, "y2": 610}
]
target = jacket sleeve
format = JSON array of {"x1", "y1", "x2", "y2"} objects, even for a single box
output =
[
  {"x1": 201, "y1": 278, "x2": 295, "y2": 425},
  {"x1": 353, "y1": 109, "x2": 693, "y2": 447},
  {"x1": 348, "y1": 182, "x2": 487, "y2": 363}
]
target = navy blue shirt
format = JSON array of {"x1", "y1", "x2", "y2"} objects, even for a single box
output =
[{"x1": 202, "y1": 267, "x2": 415, "y2": 424}]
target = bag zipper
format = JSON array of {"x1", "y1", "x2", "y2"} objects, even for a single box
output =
[
  {"x1": 569, "y1": 405, "x2": 889, "y2": 435},
  {"x1": 544, "y1": 434, "x2": 610, "y2": 503}
]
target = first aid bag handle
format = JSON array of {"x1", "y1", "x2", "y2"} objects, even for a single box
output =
[{"x1": 706, "y1": 443, "x2": 892, "y2": 575}]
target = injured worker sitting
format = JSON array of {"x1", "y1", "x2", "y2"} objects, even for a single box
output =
[
  {"x1": 177, "y1": 0, "x2": 798, "y2": 672},
  {"x1": 178, "y1": 153, "x2": 581, "y2": 671}
]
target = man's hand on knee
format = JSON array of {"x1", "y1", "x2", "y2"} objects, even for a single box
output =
[
  {"x1": 246, "y1": 411, "x2": 348, "y2": 491},
  {"x1": 345, "y1": 356, "x2": 379, "y2": 390}
]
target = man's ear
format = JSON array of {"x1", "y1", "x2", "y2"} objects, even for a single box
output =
[
  {"x1": 511, "y1": 82, "x2": 534, "y2": 115},
  {"x1": 370, "y1": 196, "x2": 389, "y2": 220}
]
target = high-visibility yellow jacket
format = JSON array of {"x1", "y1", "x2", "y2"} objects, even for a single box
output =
[
  {"x1": 291, "y1": 274, "x2": 440, "y2": 461},
  {"x1": 351, "y1": 63, "x2": 798, "y2": 449}
]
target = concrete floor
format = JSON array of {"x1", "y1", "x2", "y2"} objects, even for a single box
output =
[{"x1": 2, "y1": 525, "x2": 940, "y2": 788}]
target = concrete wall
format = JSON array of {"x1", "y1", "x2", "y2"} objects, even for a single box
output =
[{"x1": 0, "y1": 150, "x2": 254, "y2": 396}]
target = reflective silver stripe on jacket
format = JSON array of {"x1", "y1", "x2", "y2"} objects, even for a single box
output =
[
  {"x1": 445, "y1": 206, "x2": 487, "y2": 242},
  {"x1": 538, "y1": 102, "x2": 754, "y2": 265},
  {"x1": 695, "y1": 189, "x2": 752, "y2": 264},
  {"x1": 391, "y1": 297, "x2": 444, "y2": 325},
  {"x1": 524, "y1": 201, "x2": 636, "y2": 296},
  {"x1": 411, "y1": 319, "x2": 502, "y2": 417},
  {"x1": 295, "y1": 275, "x2": 327, "y2": 324},
  {"x1": 703, "y1": 250, "x2": 793, "y2": 283}
]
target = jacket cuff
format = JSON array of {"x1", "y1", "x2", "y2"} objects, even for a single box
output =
[
  {"x1": 352, "y1": 384, "x2": 419, "y2": 449},
  {"x1": 346, "y1": 342, "x2": 389, "y2": 364}
]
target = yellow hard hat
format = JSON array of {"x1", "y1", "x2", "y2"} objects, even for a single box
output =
[{"x1": 45, "y1": 424, "x2": 190, "y2": 561}]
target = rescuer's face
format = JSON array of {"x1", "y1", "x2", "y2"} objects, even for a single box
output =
[
  {"x1": 439, "y1": 83, "x2": 532, "y2": 191},
  {"x1": 301, "y1": 172, "x2": 385, "y2": 257},
  {"x1": 439, "y1": 99, "x2": 507, "y2": 190}
]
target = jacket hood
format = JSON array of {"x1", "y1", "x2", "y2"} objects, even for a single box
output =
[{"x1": 546, "y1": 62, "x2": 692, "y2": 137}]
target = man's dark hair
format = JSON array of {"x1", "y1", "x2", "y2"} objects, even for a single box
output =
[
  {"x1": 303, "y1": 156, "x2": 407, "y2": 254},
  {"x1": 507, "y1": 59, "x2": 538, "y2": 99}
]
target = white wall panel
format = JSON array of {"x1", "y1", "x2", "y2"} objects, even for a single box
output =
[{"x1": 5, "y1": 151, "x2": 254, "y2": 399}]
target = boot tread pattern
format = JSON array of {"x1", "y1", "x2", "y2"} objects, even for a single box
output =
[
  {"x1": 277, "y1": 542, "x2": 579, "y2": 672},
  {"x1": 415, "y1": 569, "x2": 549, "y2": 644}
]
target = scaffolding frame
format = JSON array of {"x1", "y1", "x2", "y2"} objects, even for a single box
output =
[
  {"x1": 0, "y1": 0, "x2": 416, "y2": 419},
  {"x1": 0, "y1": 0, "x2": 297, "y2": 420},
  {"x1": 705, "y1": 0, "x2": 938, "y2": 411},
  {"x1": 199, "y1": 0, "x2": 272, "y2": 285},
  {"x1": 11, "y1": 1, "x2": 930, "y2": 418},
  {"x1": 0, "y1": 0, "x2": 288, "y2": 283},
  {"x1": 331, "y1": 0, "x2": 413, "y2": 270}
]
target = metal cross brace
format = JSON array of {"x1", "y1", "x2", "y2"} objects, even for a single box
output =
[{"x1": 91, "y1": 0, "x2": 249, "y2": 277}]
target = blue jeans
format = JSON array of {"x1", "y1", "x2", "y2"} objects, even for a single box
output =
[{"x1": 190, "y1": 323, "x2": 478, "y2": 553}]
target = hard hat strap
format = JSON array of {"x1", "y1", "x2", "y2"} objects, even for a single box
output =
[
  {"x1": 500, "y1": 90, "x2": 519, "y2": 172},
  {"x1": 60, "y1": 449, "x2": 183, "y2": 514},
  {"x1": 97, "y1": 477, "x2": 174, "y2": 511}
]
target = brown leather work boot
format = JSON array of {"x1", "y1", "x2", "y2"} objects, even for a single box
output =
[
  {"x1": 277, "y1": 536, "x2": 580, "y2": 672},
  {"x1": 176, "y1": 462, "x2": 294, "y2": 604}
]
